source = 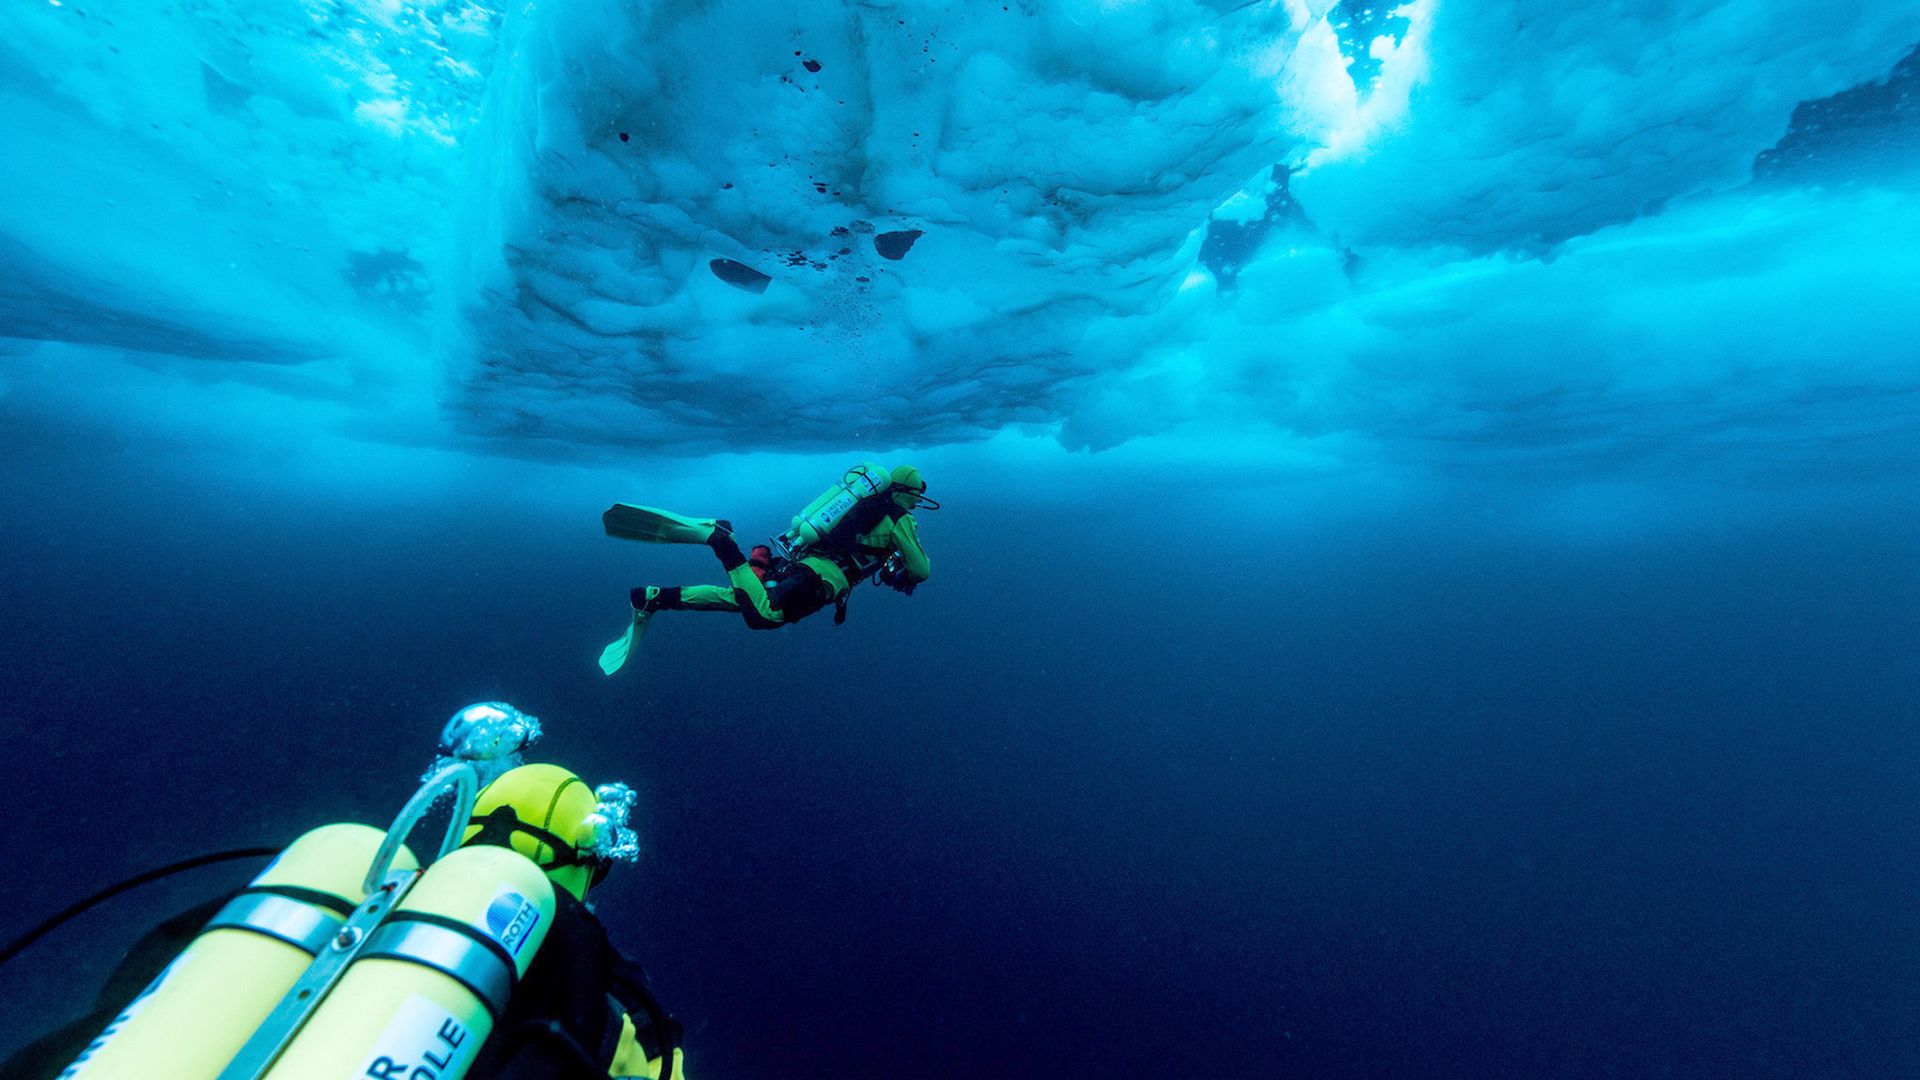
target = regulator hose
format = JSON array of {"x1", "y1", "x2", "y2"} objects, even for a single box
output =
[{"x1": 0, "y1": 846, "x2": 278, "y2": 970}]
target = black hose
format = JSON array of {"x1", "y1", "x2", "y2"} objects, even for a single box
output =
[{"x1": 0, "y1": 847, "x2": 279, "y2": 969}]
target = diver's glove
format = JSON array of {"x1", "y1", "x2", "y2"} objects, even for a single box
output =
[{"x1": 878, "y1": 553, "x2": 917, "y2": 594}]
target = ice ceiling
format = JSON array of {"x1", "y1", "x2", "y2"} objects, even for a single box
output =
[{"x1": 0, "y1": 0, "x2": 1916, "y2": 478}]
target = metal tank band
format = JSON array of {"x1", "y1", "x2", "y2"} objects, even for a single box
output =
[
  {"x1": 204, "y1": 890, "x2": 346, "y2": 956},
  {"x1": 213, "y1": 868, "x2": 418, "y2": 1080},
  {"x1": 357, "y1": 913, "x2": 519, "y2": 1020}
]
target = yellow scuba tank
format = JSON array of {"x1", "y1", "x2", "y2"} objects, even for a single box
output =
[
  {"x1": 782, "y1": 462, "x2": 892, "y2": 551},
  {"x1": 259, "y1": 843, "x2": 555, "y2": 1079},
  {"x1": 53, "y1": 702, "x2": 561, "y2": 1080},
  {"x1": 58, "y1": 824, "x2": 417, "y2": 1080}
]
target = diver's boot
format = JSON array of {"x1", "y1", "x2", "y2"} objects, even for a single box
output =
[
  {"x1": 632, "y1": 586, "x2": 687, "y2": 611},
  {"x1": 704, "y1": 526, "x2": 750, "y2": 573}
]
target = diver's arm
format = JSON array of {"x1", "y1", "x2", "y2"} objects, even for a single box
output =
[
  {"x1": 605, "y1": 953, "x2": 685, "y2": 1079},
  {"x1": 891, "y1": 513, "x2": 931, "y2": 582},
  {"x1": 604, "y1": 1013, "x2": 686, "y2": 1080}
]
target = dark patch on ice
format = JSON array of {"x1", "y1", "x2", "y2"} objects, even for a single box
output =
[
  {"x1": 874, "y1": 230, "x2": 923, "y2": 260},
  {"x1": 201, "y1": 62, "x2": 253, "y2": 114},
  {"x1": 1754, "y1": 41, "x2": 1920, "y2": 184},
  {"x1": 346, "y1": 249, "x2": 432, "y2": 312},
  {"x1": 1330, "y1": 1, "x2": 1413, "y2": 93},
  {"x1": 709, "y1": 258, "x2": 771, "y2": 293},
  {"x1": 803, "y1": 59, "x2": 822, "y2": 73},
  {"x1": 618, "y1": 131, "x2": 630, "y2": 142},
  {"x1": 1200, "y1": 165, "x2": 1312, "y2": 289}
]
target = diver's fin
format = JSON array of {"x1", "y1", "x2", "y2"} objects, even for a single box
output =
[
  {"x1": 602, "y1": 504, "x2": 720, "y2": 544},
  {"x1": 598, "y1": 608, "x2": 654, "y2": 676}
]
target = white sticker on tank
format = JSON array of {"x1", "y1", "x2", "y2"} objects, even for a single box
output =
[
  {"x1": 57, "y1": 951, "x2": 192, "y2": 1079},
  {"x1": 356, "y1": 994, "x2": 478, "y2": 1080},
  {"x1": 484, "y1": 886, "x2": 542, "y2": 957}
]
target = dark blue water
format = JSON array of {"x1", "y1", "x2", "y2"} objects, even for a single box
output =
[{"x1": 2, "y1": 444, "x2": 1917, "y2": 1078}]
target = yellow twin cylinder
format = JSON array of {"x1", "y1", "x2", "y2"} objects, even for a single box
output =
[
  {"x1": 784, "y1": 462, "x2": 892, "y2": 549},
  {"x1": 60, "y1": 823, "x2": 555, "y2": 1080}
]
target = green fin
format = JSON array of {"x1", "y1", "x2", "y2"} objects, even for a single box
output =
[
  {"x1": 598, "y1": 609, "x2": 654, "y2": 675},
  {"x1": 602, "y1": 504, "x2": 719, "y2": 544}
]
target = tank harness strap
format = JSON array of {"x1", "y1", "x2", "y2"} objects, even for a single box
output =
[
  {"x1": 242, "y1": 883, "x2": 358, "y2": 919},
  {"x1": 360, "y1": 911, "x2": 521, "y2": 1020},
  {"x1": 467, "y1": 806, "x2": 604, "y2": 872}
]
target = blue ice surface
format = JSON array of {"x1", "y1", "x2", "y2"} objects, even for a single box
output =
[{"x1": 1, "y1": 2, "x2": 1918, "y2": 1078}]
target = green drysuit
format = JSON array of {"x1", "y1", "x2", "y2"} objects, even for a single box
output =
[{"x1": 653, "y1": 510, "x2": 929, "y2": 629}]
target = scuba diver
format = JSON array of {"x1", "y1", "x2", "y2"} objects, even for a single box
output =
[
  {"x1": 459, "y1": 761, "x2": 683, "y2": 1079},
  {"x1": 0, "y1": 703, "x2": 684, "y2": 1080},
  {"x1": 598, "y1": 462, "x2": 935, "y2": 675}
]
